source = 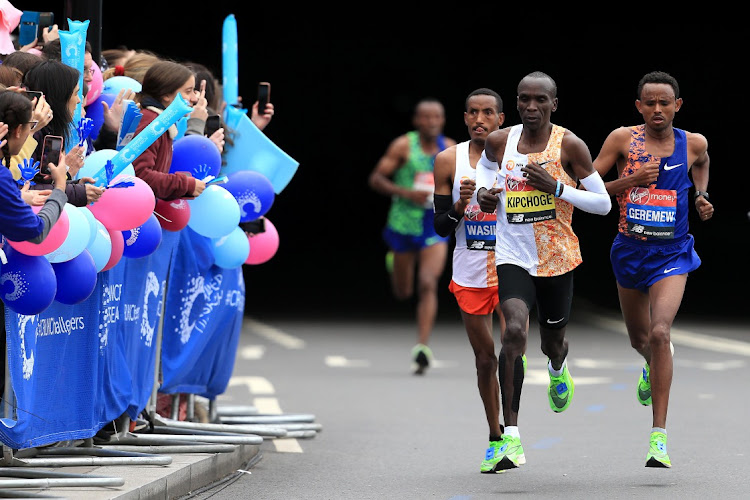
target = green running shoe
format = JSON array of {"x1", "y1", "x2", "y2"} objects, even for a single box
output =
[
  {"x1": 385, "y1": 251, "x2": 394, "y2": 274},
  {"x1": 480, "y1": 436, "x2": 507, "y2": 473},
  {"x1": 645, "y1": 431, "x2": 671, "y2": 468},
  {"x1": 548, "y1": 362, "x2": 575, "y2": 413},
  {"x1": 503, "y1": 435, "x2": 526, "y2": 467},
  {"x1": 411, "y1": 344, "x2": 433, "y2": 375},
  {"x1": 637, "y1": 363, "x2": 652, "y2": 406},
  {"x1": 480, "y1": 435, "x2": 525, "y2": 473}
]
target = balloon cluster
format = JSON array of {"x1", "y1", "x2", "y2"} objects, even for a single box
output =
[
  {"x1": 1, "y1": 150, "x2": 158, "y2": 316},
  {"x1": 167, "y1": 134, "x2": 280, "y2": 268}
]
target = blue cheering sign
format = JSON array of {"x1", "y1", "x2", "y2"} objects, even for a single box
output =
[
  {"x1": 89, "y1": 93, "x2": 193, "y2": 187},
  {"x1": 222, "y1": 14, "x2": 240, "y2": 108},
  {"x1": 117, "y1": 100, "x2": 143, "y2": 151},
  {"x1": 59, "y1": 19, "x2": 89, "y2": 152}
]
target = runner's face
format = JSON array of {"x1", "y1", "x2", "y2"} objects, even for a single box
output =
[
  {"x1": 636, "y1": 83, "x2": 682, "y2": 132},
  {"x1": 464, "y1": 95, "x2": 503, "y2": 142},
  {"x1": 413, "y1": 102, "x2": 445, "y2": 140},
  {"x1": 516, "y1": 77, "x2": 557, "y2": 131}
]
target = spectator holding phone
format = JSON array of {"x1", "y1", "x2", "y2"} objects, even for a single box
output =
[
  {"x1": 183, "y1": 62, "x2": 226, "y2": 154},
  {"x1": 132, "y1": 60, "x2": 205, "y2": 200},
  {"x1": 0, "y1": 89, "x2": 68, "y2": 398},
  {"x1": 251, "y1": 81, "x2": 274, "y2": 131},
  {"x1": 0, "y1": 90, "x2": 68, "y2": 226},
  {"x1": 2, "y1": 87, "x2": 52, "y2": 182},
  {"x1": 23, "y1": 59, "x2": 101, "y2": 206}
]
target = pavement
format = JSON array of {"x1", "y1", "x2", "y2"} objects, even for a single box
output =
[{"x1": 0, "y1": 409, "x2": 292, "y2": 499}]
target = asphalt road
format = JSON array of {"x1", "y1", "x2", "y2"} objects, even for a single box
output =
[{"x1": 189, "y1": 302, "x2": 749, "y2": 500}]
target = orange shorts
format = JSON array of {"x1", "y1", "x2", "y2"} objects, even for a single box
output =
[{"x1": 449, "y1": 280, "x2": 499, "y2": 315}]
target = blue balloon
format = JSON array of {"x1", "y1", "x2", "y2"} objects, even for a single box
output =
[
  {"x1": 222, "y1": 105, "x2": 299, "y2": 194},
  {"x1": 52, "y1": 249, "x2": 97, "y2": 304},
  {"x1": 211, "y1": 226, "x2": 250, "y2": 269},
  {"x1": 85, "y1": 93, "x2": 116, "y2": 141},
  {"x1": 102, "y1": 76, "x2": 142, "y2": 96},
  {"x1": 223, "y1": 170, "x2": 275, "y2": 222},
  {"x1": 187, "y1": 185, "x2": 240, "y2": 238},
  {"x1": 45, "y1": 204, "x2": 91, "y2": 263},
  {"x1": 170, "y1": 134, "x2": 222, "y2": 181},
  {"x1": 122, "y1": 213, "x2": 163, "y2": 259},
  {"x1": 0, "y1": 245, "x2": 57, "y2": 315},
  {"x1": 78, "y1": 206, "x2": 99, "y2": 247},
  {"x1": 86, "y1": 219, "x2": 112, "y2": 272}
]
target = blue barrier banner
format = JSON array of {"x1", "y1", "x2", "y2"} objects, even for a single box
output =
[
  {"x1": 1, "y1": 224, "x2": 241, "y2": 448},
  {"x1": 159, "y1": 228, "x2": 245, "y2": 398},
  {"x1": 0, "y1": 230, "x2": 180, "y2": 448},
  {"x1": 115, "y1": 229, "x2": 180, "y2": 419},
  {"x1": 2, "y1": 277, "x2": 110, "y2": 449}
]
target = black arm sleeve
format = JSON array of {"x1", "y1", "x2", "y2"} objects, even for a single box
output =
[{"x1": 433, "y1": 194, "x2": 462, "y2": 237}]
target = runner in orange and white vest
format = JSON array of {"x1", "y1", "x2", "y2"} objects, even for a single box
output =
[{"x1": 475, "y1": 72, "x2": 611, "y2": 471}]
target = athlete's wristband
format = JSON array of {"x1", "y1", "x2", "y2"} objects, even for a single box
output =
[
  {"x1": 433, "y1": 194, "x2": 462, "y2": 237},
  {"x1": 694, "y1": 190, "x2": 709, "y2": 201}
]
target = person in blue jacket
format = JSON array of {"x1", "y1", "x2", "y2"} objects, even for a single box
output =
[{"x1": 1, "y1": 89, "x2": 69, "y2": 394}]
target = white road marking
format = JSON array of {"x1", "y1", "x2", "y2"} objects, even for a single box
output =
[
  {"x1": 586, "y1": 313, "x2": 750, "y2": 357},
  {"x1": 253, "y1": 397, "x2": 303, "y2": 453},
  {"x1": 228, "y1": 376, "x2": 275, "y2": 395},
  {"x1": 244, "y1": 318, "x2": 305, "y2": 349},
  {"x1": 325, "y1": 356, "x2": 370, "y2": 368},
  {"x1": 239, "y1": 345, "x2": 265, "y2": 360}
]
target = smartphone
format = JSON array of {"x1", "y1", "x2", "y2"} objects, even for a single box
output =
[
  {"x1": 24, "y1": 90, "x2": 43, "y2": 102},
  {"x1": 204, "y1": 114, "x2": 221, "y2": 137},
  {"x1": 240, "y1": 218, "x2": 266, "y2": 235},
  {"x1": 40, "y1": 135, "x2": 63, "y2": 176},
  {"x1": 38, "y1": 12, "x2": 54, "y2": 34},
  {"x1": 18, "y1": 11, "x2": 39, "y2": 47},
  {"x1": 257, "y1": 82, "x2": 271, "y2": 114}
]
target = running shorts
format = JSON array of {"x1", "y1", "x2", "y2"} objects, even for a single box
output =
[
  {"x1": 496, "y1": 264, "x2": 574, "y2": 329},
  {"x1": 383, "y1": 209, "x2": 449, "y2": 252},
  {"x1": 449, "y1": 280, "x2": 499, "y2": 315},
  {"x1": 610, "y1": 233, "x2": 701, "y2": 294}
]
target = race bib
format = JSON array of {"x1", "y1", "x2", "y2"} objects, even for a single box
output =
[
  {"x1": 463, "y1": 204, "x2": 496, "y2": 251},
  {"x1": 625, "y1": 187, "x2": 677, "y2": 239},
  {"x1": 505, "y1": 175, "x2": 555, "y2": 224},
  {"x1": 414, "y1": 172, "x2": 434, "y2": 209}
]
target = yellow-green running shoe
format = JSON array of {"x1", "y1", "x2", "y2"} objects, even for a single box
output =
[
  {"x1": 637, "y1": 363, "x2": 652, "y2": 406},
  {"x1": 548, "y1": 362, "x2": 575, "y2": 413},
  {"x1": 638, "y1": 343, "x2": 673, "y2": 406},
  {"x1": 480, "y1": 435, "x2": 525, "y2": 473},
  {"x1": 480, "y1": 436, "x2": 507, "y2": 473},
  {"x1": 645, "y1": 431, "x2": 671, "y2": 468},
  {"x1": 385, "y1": 251, "x2": 394, "y2": 274},
  {"x1": 411, "y1": 344, "x2": 433, "y2": 375}
]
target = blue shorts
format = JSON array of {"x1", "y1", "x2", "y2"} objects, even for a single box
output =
[
  {"x1": 382, "y1": 209, "x2": 449, "y2": 253},
  {"x1": 610, "y1": 233, "x2": 701, "y2": 293}
]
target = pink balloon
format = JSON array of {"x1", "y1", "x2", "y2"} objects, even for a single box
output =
[
  {"x1": 89, "y1": 175, "x2": 156, "y2": 231},
  {"x1": 154, "y1": 198, "x2": 191, "y2": 232},
  {"x1": 85, "y1": 60, "x2": 103, "y2": 106},
  {"x1": 6, "y1": 205, "x2": 70, "y2": 256},
  {"x1": 101, "y1": 228, "x2": 124, "y2": 272},
  {"x1": 245, "y1": 217, "x2": 279, "y2": 265}
]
